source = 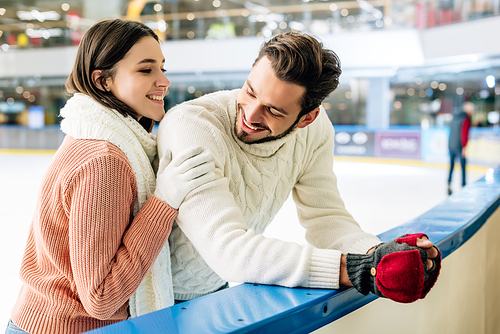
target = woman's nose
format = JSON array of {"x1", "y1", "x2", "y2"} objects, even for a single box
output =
[{"x1": 157, "y1": 72, "x2": 170, "y2": 88}]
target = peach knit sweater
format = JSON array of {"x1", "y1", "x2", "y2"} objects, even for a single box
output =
[{"x1": 11, "y1": 136, "x2": 177, "y2": 334}]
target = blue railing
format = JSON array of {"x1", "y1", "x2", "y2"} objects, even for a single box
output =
[{"x1": 86, "y1": 166, "x2": 499, "y2": 334}]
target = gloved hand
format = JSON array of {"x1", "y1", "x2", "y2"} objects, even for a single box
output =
[
  {"x1": 346, "y1": 233, "x2": 441, "y2": 303},
  {"x1": 154, "y1": 146, "x2": 215, "y2": 209}
]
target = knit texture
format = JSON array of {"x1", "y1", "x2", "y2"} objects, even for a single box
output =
[
  {"x1": 59, "y1": 94, "x2": 175, "y2": 316},
  {"x1": 11, "y1": 137, "x2": 176, "y2": 334},
  {"x1": 346, "y1": 233, "x2": 441, "y2": 303},
  {"x1": 156, "y1": 89, "x2": 381, "y2": 301}
]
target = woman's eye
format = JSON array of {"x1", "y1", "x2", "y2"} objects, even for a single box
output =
[
  {"x1": 140, "y1": 69, "x2": 152, "y2": 73},
  {"x1": 161, "y1": 68, "x2": 166, "y2": 73}
]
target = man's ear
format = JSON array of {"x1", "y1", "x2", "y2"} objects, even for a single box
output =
[
  {"x1": 297, "y1": 107, "x2": 320, "y2": 129},
  {"x1": 91, "y1": 70, "x2": 111, "y2": 91}
]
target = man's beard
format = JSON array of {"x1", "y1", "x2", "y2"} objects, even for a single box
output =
[{"x1": 234, "y1": 103, "x2": 301, "y2": 144}]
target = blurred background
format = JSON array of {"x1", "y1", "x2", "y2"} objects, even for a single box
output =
[{"x1": 0, "y1": 0, "x2": 499, "y2": 168}]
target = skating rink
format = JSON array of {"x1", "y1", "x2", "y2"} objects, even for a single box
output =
[{"x1": 0, "y1": 151, "x2": 488, "y2": 326}]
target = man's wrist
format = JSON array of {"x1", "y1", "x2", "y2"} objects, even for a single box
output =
[{"x1": 340, "y1": 254, "x2": 353, "y2": 287}]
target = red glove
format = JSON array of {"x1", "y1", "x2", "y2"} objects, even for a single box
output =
[{"x1": 346, "y1": 233, "x2": 441, "y2": 303}]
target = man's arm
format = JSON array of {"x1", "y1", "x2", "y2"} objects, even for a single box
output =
[{"x1": 292, "y1": 110, "x2": 381, "y2": 254}]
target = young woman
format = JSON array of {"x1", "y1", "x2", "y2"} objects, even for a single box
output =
[{"x1": 6, "y1": 19, "x2": 215, "y2": 334}]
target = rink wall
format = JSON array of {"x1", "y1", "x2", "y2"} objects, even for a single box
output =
[
  {"x1": 87, "y1": 165, "x2": 500, "y2": 333},
  {"x1": 332, "y1": 125, "x2": 500, "y2": 168},
  {"x1": 1, "y1": 125, "x2": 499, "y2": 168}
]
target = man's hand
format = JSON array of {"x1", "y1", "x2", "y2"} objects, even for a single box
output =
[
  {"x1": 346, "y1": 233, "x2": 441, "y2": 303},
  {"x1": 366, "y1": 236, "x2": 438, "y2": 269},
  {"x1": 416, "y1": 236, "x2": 438, "y2": 270}
]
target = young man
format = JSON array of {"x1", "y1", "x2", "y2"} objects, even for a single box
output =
[{"x1": 153, "y1": 32, "x2": 440, "y2": 306}]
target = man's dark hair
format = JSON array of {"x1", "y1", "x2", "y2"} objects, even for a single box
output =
[{"x1": 254, "y1": 32, "x2": 342, "y2": 118}]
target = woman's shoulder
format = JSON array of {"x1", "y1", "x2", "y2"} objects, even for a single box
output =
[{"x1": 56, "y1": 136, "x2": 133, "y2": 173}]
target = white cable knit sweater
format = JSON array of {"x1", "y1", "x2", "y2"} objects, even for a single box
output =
[{"x1": 157, "y1": 89, "x2": 381, "y2": 301}]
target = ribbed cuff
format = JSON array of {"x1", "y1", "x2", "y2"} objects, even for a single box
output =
[
  {"x1": 141, "y1": 194, "x2": 178, "y2": 229},
  {"x1": 308, "y1": 248, "x2": 342, "y2": 289},
  {"x1": 346, "y1": 252, "x2": 375, "y2": 296}
]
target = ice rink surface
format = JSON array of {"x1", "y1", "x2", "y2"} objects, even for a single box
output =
[{"x1": 0, "y1": 152, "x2": 487, "y2": 326}]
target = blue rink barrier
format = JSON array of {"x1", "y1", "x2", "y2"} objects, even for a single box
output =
[{"x1": 86, "y1": 167, "x2": 500, "y2": 334}]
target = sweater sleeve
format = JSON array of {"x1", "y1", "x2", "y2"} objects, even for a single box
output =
[
  {"x1": 292, "y1": 115, "x2": 381, "y2": 255},
  {"x1": 158, "y1": 107, "x2": 372, "y2": 290},
  {"x1": 65, "y1": 153, "x2": 176, "y2": 320}
]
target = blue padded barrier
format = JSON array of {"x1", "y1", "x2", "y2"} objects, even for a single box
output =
[{"x1": 86, "y1": 167, "x2": 499, "y2": 334}]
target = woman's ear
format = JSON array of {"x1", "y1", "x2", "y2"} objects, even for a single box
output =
[{"x1": 91, "y1": 70, "x2": 111, "y2": 91}]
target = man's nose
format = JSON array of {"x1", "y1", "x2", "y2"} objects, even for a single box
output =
[{"x1": 245, "y1": 102, "x2": 265, "y2": 124}]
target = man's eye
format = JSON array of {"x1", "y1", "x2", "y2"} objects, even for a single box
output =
[{"x1": 268, "y1": 108, "x2": 281, "y2": 117}]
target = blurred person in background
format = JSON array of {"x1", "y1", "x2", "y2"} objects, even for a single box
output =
[
  {"x1": 152, "y1": 32, "x2": 442, "y2": 309},
  {"x1": 447, "y1": 101, "x2": 474, "y2": 195},
  {"x1": 6, "y1": 19, "x2": 214, "y2": 334}
]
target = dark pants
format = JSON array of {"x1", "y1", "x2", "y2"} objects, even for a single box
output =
[{"x1": 448, "y1": 148, "x2": 466, "y2": 186}]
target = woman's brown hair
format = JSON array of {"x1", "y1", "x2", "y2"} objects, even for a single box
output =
[{"x1": 66, "y1": 19, "x2": 160, "y2": 132}]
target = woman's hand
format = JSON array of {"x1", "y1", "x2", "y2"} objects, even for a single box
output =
[{"x1": 154, "y1": 146, "x2": 215, "y2": 209}]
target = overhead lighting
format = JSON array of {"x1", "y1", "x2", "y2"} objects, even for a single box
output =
[
  {"x1": 17, "y1": 10, "x2": 60, "y2": 22},
  {"x1": 157, "y1": 20, "x2": 167, "y2": 32},
  {"x1": 244, "y1": 1, "x2": 270, "y2": 14},
  {"x1": 486, "y1": 75, "x2": 496, "y2": 88},
  {"x1": 26, "y1": 28, "x2": 63, "y2": 39},
  {"x1": 61, "y1": 3, "x2": 70, "y2": 11},
  {"x1": 0, "y1": 8, "x2": 6, "y2": 15},
  {"x1": 289, "y1": 21, "x2": 305, "y2": 31}
]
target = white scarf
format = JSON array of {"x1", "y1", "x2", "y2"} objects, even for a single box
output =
[{"x1": 60, "y1": 93, "x2": 174, "y2": 317}]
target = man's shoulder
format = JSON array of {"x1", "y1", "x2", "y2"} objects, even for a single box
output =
[
  {"x1": 166, "y1": 89, "x2": 238, "y2": 118},
  {"x1": 157, "y1": 90, "x2": 239, "y2": 154}
]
